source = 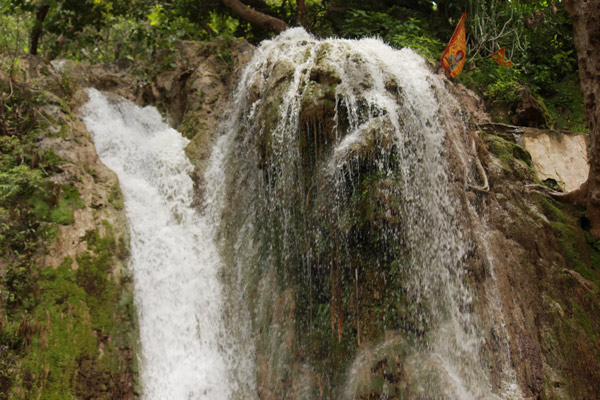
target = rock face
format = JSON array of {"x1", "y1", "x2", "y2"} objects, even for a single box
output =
[
  {"x1": 460, "y1": 119, "x2": 599, "y2": 399},
  {"x1": 476, "y1": 140, "x2": 600, "y2": 400},
  {"x1": 515, "y1": 83, "x2": 549, "y2": 128},
  {"x1": 163, "y1": 35, "x2": 599, "y2": 400},
  {"x1": 179, "y1": 32, "x2": 599, "y2": 400},
  {"x1": 521, "y1": 129, "x2": 589, "y2": 192},
  {"x1": 0, "y1": 57, "x2": 137, "y2": 399},
  {"x1": 3, "y1": 36, "x2": 598, "y2": 400},
  {"x1": 138, "y1": 39, "x2": 255, "y2": 197}
]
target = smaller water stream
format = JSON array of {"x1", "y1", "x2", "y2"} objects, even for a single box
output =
[{"x1": 81, "y1": 89, "x2": 241, "y2": 400}]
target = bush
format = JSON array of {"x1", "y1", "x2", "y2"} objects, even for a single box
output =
[
  {"x1": 340, "y1": 8, "x2": 444, "y2": 64},
  {"x1": 459, "y1": 57, "x2": 522, "y2": 104}
]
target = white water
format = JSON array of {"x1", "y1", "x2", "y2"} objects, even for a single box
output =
[
  {"x1": 81, "y1": 89, "x2": 238, "y2": 400},
  {"x1": 219, "y1": 28, "x2": 522, "y2": 399},
  {"x1": 79, "y1": 27, "x2": 522, "y2": 399}
]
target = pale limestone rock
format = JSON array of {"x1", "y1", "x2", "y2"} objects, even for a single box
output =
[{"x1": 521, "y1": 130, "x2": 589, "y2": 192}]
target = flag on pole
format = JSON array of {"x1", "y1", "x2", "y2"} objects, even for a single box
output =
[
  {"x1": 441, "y1": 13, "x2": 467, "y2": 78},
  {"x1": 491, "y1": 47, "x2": 513, "y2": 68}
]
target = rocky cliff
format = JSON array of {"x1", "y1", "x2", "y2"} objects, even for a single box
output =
[
  {"x1": 159, "y1": 35, "x2": 599, "y2": 400},
  {"x1": 1, "y1": 56, "x2": 136, "y2": 399},
  {"x1": 1, "y1": 35, "x2": 598, "y2": 400}
]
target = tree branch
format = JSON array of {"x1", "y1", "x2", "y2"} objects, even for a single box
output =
[
  {"x1": 202, "y1": 22, "x2": 218, "y2": 37},
  {"x1": 222, "y1": 0, "x2": 289, "y2": 34}
]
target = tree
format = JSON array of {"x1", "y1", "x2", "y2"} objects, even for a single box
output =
[
  {"x1": 23, "y1": 0, "x2": 131, "y2": 58},
  {"x1": 297, "y1": 0, "x2": 308, "y2": 27},
  {"x1": 563, "y1": 0, "x2": 600, "y2": 238},
  {"x1": 29, "y1": 2, "x2": 50, "y2": 55}
]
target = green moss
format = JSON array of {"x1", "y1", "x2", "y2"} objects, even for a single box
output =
[
  {"x1": 585, "y1": 232, "x2": 600, "y2": 254},
  {"x1": 76, "y1": 251, "x2": 116, "y2": 331},
  {"x1": 41, "y1": 224, "x2": 59, "y2": 242},
  {"x1": 1, "y1": 63, "x2": 136, "y2": 399},
  {"x1": 572, "y1": 301, "x2": 597, "y2": 341},
  {"x1": 50, "y1": 201, "x2": 75, "y2": 225},
  {"x1": 27, "y1": 184, "x2": 84, "y2": 226},
  {"x1": 537, "y1": 194, "x2": 600, "y2": 397},
  {"x1": 49, "y1": 185, "x2": 84, "y2": 225},
  {"x1": 532, "y1": 93, "x2": 555, "y2": 130},
  {"x1": 485, "y1": 134, "x2": 531, "y2": 166},
  {"x1": 108, "y1": 183, "x2": 124, "y2": 210},
  {"x1": 14, "y1": 226, "x2": 134, "y2": 399},
  {"x1": 539, "y1": 197, "x2": 599, "y2": 285},
  {"x1": 46, "y1": 122, "x2": 69, "y2": 139},
  {"x1": 19, "y1": 258, "x2": 97, "y2": 400},
  {"x1": 61, "y1": 185, "x2": 84, "y2": 209},
  {"x1": 28, "y1": 192, "x2": 52, "y2": 221},
  {"x1": 546, "y1": 288, "x2": 600, "y2": 398},
  {"x1": 550, "y1": 221, "x2": 595, "y2": 281},
  {"x1": 484, "y1": 133, "x2": 535, "y2": 180},
  {"x1": 539, "y1": 196, "x2": 570, "y2": 223}
]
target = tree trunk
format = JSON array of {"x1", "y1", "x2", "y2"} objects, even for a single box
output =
[
  {"x1": 222, "y1": 0, "x2": 289, "y2": 34},
  {"x1": 297, "y1": 0, "x2": 309, "y2": 28},
  {"x1": 30, "y1": 3, "x2": 50, "y2": 56},
  {"x1": 564, "y1": 0, "x2": 600, "y2": 238}
]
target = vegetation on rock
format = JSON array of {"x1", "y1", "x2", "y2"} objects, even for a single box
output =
[
  {"x1": 0, "y1": 57, "x2": 137, "y2": 399},
  {"x1": 1, "y1": 0, "x2": 599, "y2": 398}
]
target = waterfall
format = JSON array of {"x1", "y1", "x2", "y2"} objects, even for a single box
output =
[
  {"x1": 81, "y1": 89, "x2": 254, "y2": 400},
  {"x1": 215, "y1": 28, "x2": 521, "y2": 399},
  {"x1": 80, "y1": 27, "x2": 522, "y2": 399}
]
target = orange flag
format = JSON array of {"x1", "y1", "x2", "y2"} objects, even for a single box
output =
[
  {"x1": 441, "y1": 13, "x2": 467, "y2": 78},
  {"x1": 491, "y1": 47, "x2": 513, "y2": 68}
]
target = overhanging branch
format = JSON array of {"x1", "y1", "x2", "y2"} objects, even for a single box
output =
[{"x1": 222, "y1": 0, "x2": 289, "y2": 34}]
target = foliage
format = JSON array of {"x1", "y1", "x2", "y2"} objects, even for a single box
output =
[
  {"x1": 458, "y1": 57, "x2": 522, "y2": 103},
  {"x1": 339, "y1": 8, "x2": 444, "y2": 64},
  {"x1": 325, "y1": 1, "x2": 584, "y2": 131},
  {"x1": 0, "y1": 78, "x2": 51, "y2": 397},
  {"x1": 543, "y1": 73, "x2": 587, "y2": 132},
  {"x1": 516, "y1": 1, "x2": 576, "y2": 93},
  {"x1": 467, "y1": 0, "x2": 526, "y2": 59},
  {"x1": 0, "y1": 69, "x2": 92, "y2": 398},
  {"x1": 0, "y1": 3, "x2": 31, "y2": 54},
  {"x1": 0, "y1": 82, "x2": 58, "y2": 256},
  {"x1": 444, "y1": 0, "x2": 583, "y2": 130},
  {"x1": 0, "y1": 0, "x2": 586, "y2": 131}
]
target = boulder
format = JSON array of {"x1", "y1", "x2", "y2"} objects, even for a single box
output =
[{"x1": 521, "y1": 128, "x2": 589, "y2": 192}]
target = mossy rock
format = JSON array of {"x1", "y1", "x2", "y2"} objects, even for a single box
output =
[
  {"x1": 13, "y1": 226, "x2": 135, "y2": 399},
  {"x1": 347, "y1": 334, "x2": 453, "y2": 399},
  {"x1": 483, "y1": 133, "x2": 535, "y2": 180}
]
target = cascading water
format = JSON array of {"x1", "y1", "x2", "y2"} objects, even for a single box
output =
[
  {"x1": 214, "y1": 28, "x2": 522, "y2": 399},
  {"x1": 81, "y1": 89, "x2": 255, "y2": 400},
  {"x1": 80, "y1": 27, "x2": 522, "y2": 399}
]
